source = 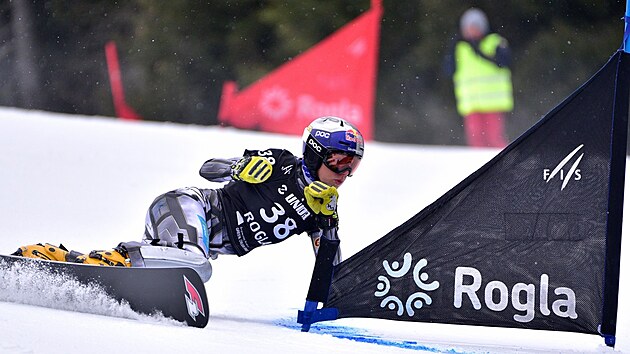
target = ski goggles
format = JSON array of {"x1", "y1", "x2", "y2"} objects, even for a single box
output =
[{"x1": 323, "y1": 151, "x2": 361, "y2": 176}]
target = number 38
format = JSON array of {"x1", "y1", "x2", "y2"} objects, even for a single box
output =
[
  {"x1": 260, "y1": 202, "x2": 297, "y2": 240},
  {"x1": 257, "y1": 149, "x2": 276, "y2": 165}
]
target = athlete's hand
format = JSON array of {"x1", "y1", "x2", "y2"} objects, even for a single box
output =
[
  {"x1": 231, "y1": 156, "x2": 273, "y2": 184},
  {"x1": 304, "y1": 181, "x2": 338, "y2": 215},
  {"x1": 316, "y1": 211, "x2": 338, "y2": 230}
]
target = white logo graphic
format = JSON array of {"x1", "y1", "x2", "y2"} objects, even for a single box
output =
[
  {"x1": 347, "y1": 37, "x2": 367, "y2": 57},
  {"x1": 314, "y1": 130, "x2": 330, "y2": 138},
  {"x1": 454, "y1": 267, "x2": 577, "y2": 323},
  {"x1": 543, "y1": 144, "x2": 584, "y2": 191},
  {"x1": 258, "y1": 86, "x2": 365, "y2": 123},
  {"x1": 184, "y1": 275, "x2": 205, "y2": 320},
  {"x1": 259, "y1": 86, "x2": 293, "y2": 120},
  {"x1": 307, "y1": 137, "x2": 322, "y2": 152},
  {"x1": 374, "y1": 253, "x2": 439, "y2": 317}
]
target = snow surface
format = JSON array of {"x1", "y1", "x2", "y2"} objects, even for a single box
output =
[{"x1": 0, "y1": 107, "x2": 627, "y2": 354}]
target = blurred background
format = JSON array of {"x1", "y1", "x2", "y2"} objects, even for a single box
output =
[{"x1": 0, "y1": 0, "x2": 625, "y2": 145}]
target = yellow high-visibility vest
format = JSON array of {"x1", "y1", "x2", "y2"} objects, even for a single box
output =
[{"x1": 453, "y1": 33, "x2": 514, "y2": 116}]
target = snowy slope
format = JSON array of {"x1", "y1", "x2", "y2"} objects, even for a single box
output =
[{"x1": 0, "y1": 107, "x2": 627, "y2": 353}]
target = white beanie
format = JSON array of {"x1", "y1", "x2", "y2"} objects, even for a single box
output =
[{"x1": 460, "y1": 8, "x2": 489, "y2": 34}]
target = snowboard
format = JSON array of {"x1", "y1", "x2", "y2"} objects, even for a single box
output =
[{"x1": 0, "y1": 254, "x2": 209, "y2": 328}]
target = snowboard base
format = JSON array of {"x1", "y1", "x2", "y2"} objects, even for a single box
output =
[{"x1": 0, "y1": 254, "x2": 209, "y2": 328}]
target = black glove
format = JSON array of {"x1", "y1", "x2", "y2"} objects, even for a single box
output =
[{"x1": 316, "y1": 211, "x2": 338, "y2": 230}]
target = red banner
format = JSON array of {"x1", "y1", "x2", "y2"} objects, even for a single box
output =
[
  {"x1": 218, "y1": 2, "x2": 382, "y2": 140},
  {"x1": 105, "y1": 41, "x2": 142, "y2": 120}
]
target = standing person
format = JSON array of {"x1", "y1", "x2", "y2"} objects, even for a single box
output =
[
  {"x1": 444, "y1": 7, "x2": 514, "y2": 148},
  {"x1": 14, "y1": 116, "x2": 364, "y2": 282}
]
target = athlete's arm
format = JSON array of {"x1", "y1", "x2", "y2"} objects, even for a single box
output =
[
  {"x1": 309, "y1": 218, "x2": 341, "y2": 266},
  {"x1": 199, "y1": 158, "x2": 239, "y2": 182}
]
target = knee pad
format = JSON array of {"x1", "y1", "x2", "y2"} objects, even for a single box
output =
[{"x1": 144, "y1": 191, "x2": 210, "y2": 257}]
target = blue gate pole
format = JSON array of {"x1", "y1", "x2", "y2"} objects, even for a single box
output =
[{"x1": 602, "y1": 1, "x2": 630, "y2": 347}]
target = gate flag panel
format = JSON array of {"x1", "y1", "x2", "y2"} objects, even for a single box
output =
[
  {"x1": 308, "y1": 51, "x2": 629, "y2": 346},
  {"x1": 218, "y1": 1, "x2": 382, "y2": 140}
]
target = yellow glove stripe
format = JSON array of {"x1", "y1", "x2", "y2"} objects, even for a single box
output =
[
  {"x1": 247, "y1": 159, "x2": 261, "y2": 173},
  {"x1": 309, "y1": 181, "x2": 327, "y2": 193},
  {"x1": 257, "y1": 164, "x2": 272, "y2": 181},
  {"x1": 234, "y1": 156, "x2": 273, "y2": 184}
]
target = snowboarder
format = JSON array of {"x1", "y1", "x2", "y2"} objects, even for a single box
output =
[{"x1": 13, "y1": 116, "x2": 364, "y2": 282}]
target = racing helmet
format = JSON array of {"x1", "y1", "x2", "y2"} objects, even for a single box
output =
[{"x1": 302, "y1": 116, "x2": 364, "y2": 179}]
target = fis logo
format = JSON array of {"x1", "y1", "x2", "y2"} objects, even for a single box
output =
[
  {"x1": 543, "y1": 144, "x2": 584, "y2": 191},
  {"x1": 184, "y1": 275, "x2": 206, "y2": 321}
]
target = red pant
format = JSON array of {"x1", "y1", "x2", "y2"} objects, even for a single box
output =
[{"x1": 464, "y1": 112, "x2": 507, "y2": 148}]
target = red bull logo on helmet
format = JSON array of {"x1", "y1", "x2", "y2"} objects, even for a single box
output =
[{"x1": 345, "y1": 129, "x2": 361, "y2": 143}]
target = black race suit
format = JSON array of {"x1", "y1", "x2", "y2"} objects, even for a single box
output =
[
  {"x1": 217, "y1": 149, "x2": 319, "y2": 256},
  {"x1": 144, "y1": 148, "x2": 340, "y2": 265}
]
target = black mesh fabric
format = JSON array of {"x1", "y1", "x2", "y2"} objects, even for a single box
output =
[{"x1": 324, "y1": 51, "x2": 629, "y2": 334}]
